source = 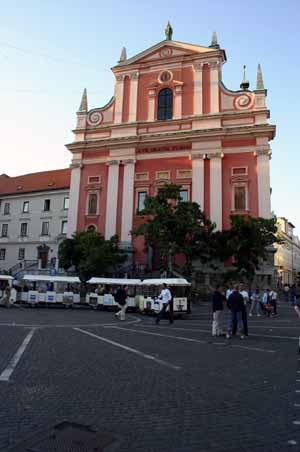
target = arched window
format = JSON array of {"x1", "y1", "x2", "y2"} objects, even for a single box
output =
[
  {"x1": 157, "y1": 88, "x2": 173, "y2": 120},
  {"x1": 87, "y1": 225, "x2": 96, "y2": 233}
]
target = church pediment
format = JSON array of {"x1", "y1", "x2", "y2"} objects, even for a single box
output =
[{"x1": 113, "y1": 40, "x2": 215, "y2": 69}]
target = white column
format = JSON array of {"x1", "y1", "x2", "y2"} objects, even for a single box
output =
[
  {"x1": 105, "y1": 161, "x2": 119, "y2": 239},
  {"x1": 67, "y1": 165, "x2": 81, "y2": 237},
  {"x1": 174, "y1": 85, "x2": 182, "y2": 119},
  {"x1": 193, "y1": 62, "x2": 203, "y2": 115},
  {"x1": 209, "y1": 153, "x2": 222, "y2": 230},
  {"x1": 256, "y1": 150, "x2": 271, "y2": 218},
  {"x1": 192, "y1": 156, "x2": 204, "y2": 209},
  {"x1": 210, "y1": 62, "x2": 220, "y2": 114},
  {"x1": 114, "y1": 75, "x2": 125, "y2": 124},
  {"x1": 148, "y1": 89, "x2": 156, "y2": 121},
  {"x1": 128, "y1": 72, "x2": 139, "y2": 122},
  {"x1": 121, "y1": 160, "x2": 135, "y2": 242}
]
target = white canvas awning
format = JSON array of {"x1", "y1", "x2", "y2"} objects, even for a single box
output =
[
  {"x1": 142, "y1": 278, "x2": 191, "y2": 286},
  {"x1": 0, "y1": 275, "x2": 14, "y2": 281},
  {"x1": 87, "y1": 277, "x2": 142, "y2": 286},
  {"x1": 23, "y1": 275, "x2": 81, "y2": 283}
]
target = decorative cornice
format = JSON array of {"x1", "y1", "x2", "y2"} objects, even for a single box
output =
[
  {"x1": 106, "y1": 160, "x2": 119, "y2": 166},
  {"x1": 206, "y1": 151, "x2": 223, "y2": 159}
]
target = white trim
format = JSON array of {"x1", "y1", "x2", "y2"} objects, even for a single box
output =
[
  {"x1": 179, "y1": 186, "x2": 190, "y2": 202},
  {"x1": 257, "y1": 153, "x2": 271, "y2": 218},
  {"x1": 121, "y1": 161, "x2": 135, "y2": 242},
  {"x1": 210, "y1": 65, "x2": 220, "y2": 113},
  {"x1": 192, "y1": 158, "x2": 204, "y2": 209},
  {"x1": 114, "y1": 78, "x2": 125, "y2": 124},
  {"x1": 193, "y1": 64, "x2": 203, "y2": 115},
  {"x1": 105, "y1": 163, "x2": 119, "y2": 239},
  {"x1": 128, "y1": 75, "x2": 139, "y2": 122},
  {"x1": 85, "y1": 191, "x2": 99, "y2": 216},
  {"x1": 155, "y1": 170, "x2": 171, "y2": 180},
  {"x1": 176, "y1": 169, "x2": 192, "y2": 179},
  {"x1": 67, "y1": 167, "x2": 80, "y2": 237},
  {"x1": 231, "y1": 166, "x2": 248, "y2": 176},
  {"x1": 210, "y1": 156, "x2": 222, "y2": 229},
  {"x1": 135, "y1": 172, "x2": 149, "y2": 181},
  {"x1": 88, "y1": 175, "x2": 101, "y2": 184}
]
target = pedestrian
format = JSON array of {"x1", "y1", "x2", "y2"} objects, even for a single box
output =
[
  {"x1": 269, "y1": 288, "x2": 278, "y2": 316},
  {"x1": 239, "y1": 283, "x2": 249, "y2": 336},
  {"x1": 262, "y1": 288, "x2": 272, "y2": 317},
  {"x1": 294, "y1": 285, "x2": 300, "y2": 318},
  {"x1": 227, "y1": 284, "x2": 247, "y2": 339},
  {"x1": 212, "y1": 285, "x2": 225, "y2": 336},
  {"x1": 249, "y1": 288, "x2": 262, "y2": 317},
  {"x1": 290, "y1": 284, "x2": 296, "y2": 305},
  {"x1": 225, "y1": 284, "x2": 233, "y2": 301},
  {"x1": 114, "y1": 285, "x2": 128, "y2": 321},
  {"x1": 156, "y1": 283, "x2": 173, "y2": 324},
  {"x1": 283, "y1": 284, "x2": 289, "y2": 302}
]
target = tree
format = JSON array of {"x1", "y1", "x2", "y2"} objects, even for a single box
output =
[
  {"x1": 222, "y1": 215, "x2": 280, "y2": 280},
  {"x1": 58, "y1": 232, "x2": 126, "y2": 282},
  {"x1": 132, "y1": 184, "x2": 217, "y2": 275}
]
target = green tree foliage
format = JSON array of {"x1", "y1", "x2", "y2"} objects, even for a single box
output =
[
  {"x1": 223, "y1": 215, "x2": 279, "y2": 278},
  {"x1": 132, "y1": 184, "x2": 217, "y2": 275},
  {"x1": 58, "y1": 232, "x2": 126, "y2": 282}
]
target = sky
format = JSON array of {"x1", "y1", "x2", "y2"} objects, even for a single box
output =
[{"x1": 1, "y1": 0, "x2": 300, "y2": 232}]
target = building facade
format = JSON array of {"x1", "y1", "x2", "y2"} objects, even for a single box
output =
[
  {"x1": 0, "y1": 169, "x2": 70, "y2": 274},
  {"x1": 66, "y1": 25, "x2": 276, "y2": 268},
  {"x1": 274, "y1": 217, "x2": 300, "y2": 285}
]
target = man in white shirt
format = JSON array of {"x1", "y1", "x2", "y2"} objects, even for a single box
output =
[
  {"x1": 269, "y1": 289, "x2": 278, "y2": 315},
  {"x1": 155, "y1": 283, "x2": 173, "y2": 324}
]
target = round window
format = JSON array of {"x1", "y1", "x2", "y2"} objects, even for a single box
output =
[{"x1": 159, "y1": 71, "x2": 172, "y2": 83}]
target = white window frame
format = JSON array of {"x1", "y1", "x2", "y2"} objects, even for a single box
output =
[
  {"x1": 20, "y1": 222, "x2": 28, "y2": 237},
  {"x1": 135, "y1": 188, "x2": 149, "y2": 214},
  {"x1": 41, "y1": 221, "x2": 50, "y2": 236},
  {"x1": 44, "y1": 199, "x2": 51, "y2": 211},
  {"x1": 176, "y1": 169, "x2": 192, "y2": 179},
  {"x1": 179, "y1": 187, "x2": 190, "y2": 202},
  {"x1": 18, "y1": 248, "x2": 25, "y2": 260},
  {"x1": 231, "y1": 166, "x2": 248, "y2": 177},
  {"x1": 3, "y1": 203, "x2": 10, "y2": 215},
  {"x1": 88, "y1": 175, "x2": 101, "y2": 184},
  {"x1": 86, "y1": 192, "x2": 99, "y2": 216},
  {"x1": 1, "y1": 224, "x2": 8, "y2": 237},
  {"x1": 155, "y1": 170, "x2": 171, "y2": 181},
  {"x1": 23, "y1": 201, "x2": 29, "y2": 213},
  {"x1": 63, "y1": 197, "x2": 69, "y2": 210},
  {"x1": 61, "y1": 220, "x2": 68, "y2": 234},
  {"x1": 232, "y1": 183, "x2": 248, "y2": 211}
]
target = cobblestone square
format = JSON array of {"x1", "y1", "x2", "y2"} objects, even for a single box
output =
[{"x1": 0, "y1": 303, "x2": 299, "y2": 451}]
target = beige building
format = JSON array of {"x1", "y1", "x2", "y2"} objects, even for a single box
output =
[{"x1": 274, "y1": 217, "x2": 300, "y2": 285}]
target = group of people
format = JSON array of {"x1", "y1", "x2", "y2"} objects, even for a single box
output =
[
  {"x1": 113, "y1": 282, "x2": 173, "y2": 323},
  {"x1": 212, "y1": 284, "x2": 278, "y2": 339}
]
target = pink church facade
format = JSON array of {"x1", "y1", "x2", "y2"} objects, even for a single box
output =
[{"x1": 66, "y1": 26, "x2": 276, "y2": 268}]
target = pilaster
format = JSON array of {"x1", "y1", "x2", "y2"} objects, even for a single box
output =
[
  {"x1": 67, "y1": 165, "x2": 81, "y2": 237},
  {"x1": 208, "y1": 151, "x2": 223, "y2": 229},
  {"x1": 121, "y1": 159, "x2": 135, "y2": 242},
  {"x1": 128, "y1": 71, "x2": 139, "y2": 122},
  {"x1": 105, "y1": 161, "x2": 120, "y2": 239},
  {"x1": 209, "y1": 61, "x2": 220, "y2": 114},
  {"x1": 255, "y1": 147, "x2": 271, "y2": 219},
  {"x1": 114, "y1": 74, "x2": 125, "y2": 124},
  {"x1": 193, "y1": 62, "x2": 203, "y2": 115},
  {"x1": 191, "y1": 153, "x2": 204, "y2": 209}
]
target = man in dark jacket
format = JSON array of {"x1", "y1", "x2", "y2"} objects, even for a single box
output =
[
  {"x1": 212, "y1": 286, "x2": 225, "y2": 336},
  {"x1": 227, "y1": 284, "x2": 247, "y2": 339}
]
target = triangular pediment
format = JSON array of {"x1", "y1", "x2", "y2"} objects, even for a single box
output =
[{"x1": 113, "y1": 40, "x2": 215, "y2": 68}]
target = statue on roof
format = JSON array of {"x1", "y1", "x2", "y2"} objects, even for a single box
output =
[{"x1": 165, "y1": 21, "x2": 173, "y2": 40}]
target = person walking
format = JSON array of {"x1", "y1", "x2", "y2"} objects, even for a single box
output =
[
  {"x1": 156, "y1": 283, "x2": 173, "y2": 324},
  {"x1": 239, "y1": 283, "x2": 249, "y2": 337},
  {"x1": 283, "y1": 284, "x2": 289, "y2": 303},
  {"x1": 212, "y1": 285, "x2": 225, "y2": 336},
  {"x1": 114, "y1": 285, "x2": 128, "y2": 321},
  {"x1": 249, "y1": 288, "x2": 261, "y2": 317},
  {"x1": 262, "y1": 288, "x2": 272, "y2": 317},
  {"x1": 227, "y1": 284, "x2": 246, "y2": 339},
  {"x1": 270, "y1": 289, "x2": 278, "y2": 316}
]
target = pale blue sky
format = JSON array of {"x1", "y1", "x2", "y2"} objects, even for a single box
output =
[{"x1": 1, "y1": 1, "x2": 299, "y2": 231}]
